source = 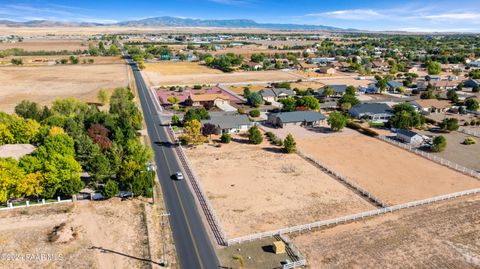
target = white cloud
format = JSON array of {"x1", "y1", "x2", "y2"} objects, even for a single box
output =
[
  {"x1": 308, "y1": 9, "x2": 384, "y2": 20},
  {"x1": 423, "y1": 12, "x2": 480, "y2": 22},
  {"x1": 208, "y1": 0, "x2": 250, "y2": 6}
]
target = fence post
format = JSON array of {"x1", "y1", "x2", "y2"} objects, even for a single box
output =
[
  {"x1": 57, "y1": 196, "x2": 61, "y2": 202},
  {"x1": 26, "y1": 201, "x2": 29, "y2": 207},
  {"x1": 9, "y1": 202, "x2": 13, "y2": 208},
  {"x1": 42, "y1": 198, "x2": 45, "y2": 204}
]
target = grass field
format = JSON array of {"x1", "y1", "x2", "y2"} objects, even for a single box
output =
[
  {"x1": 0, "y1": 199, "x2": 150, "y2": 269},
  {"x1": 185, "y1": 134, "x2": 375, "y2": 238},
  {"x1": 144, "y1": 62, "x2": 222, "y2": 76},
  {"x1": 295, "y1": 132, "x2": 480, "y2": 205},
  {"x1": 0, "y1": 63, "x2": 128, "y2": 113},
  {"x1": 293, "y1": 194, "x2": 480, "y2": 268}
]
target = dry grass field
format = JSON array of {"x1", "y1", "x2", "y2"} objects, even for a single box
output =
[
  {"x1": 143, "y1": 69, "x2": 300, "y2": 86},
  {"x1": 296, "y1": 132, "x2": 480, "y2": 205},
  {"x1": 0, "y1": 199, "x2": 151, "y2": 269},
  {"x1": 144, "y1": 62, "x2": 222, "y2": 76},
  {"x1": 228, "y1": 84, "x2": 266, "y2": 94},
  {"x1": 0, "y1": 63, "x2": 128, "y2": 113},
  {"x1": 0, "y1": 56, "x2": 123, "y2": 66},
  {"x1": 290, "y1": 81, "x2": 325, "y2": 90},
  {"x1": 293, "y1": 194, "x2": 480, "y2": 268},
  {"x1": 185, "y1": 135, "x2": 375, "y2": 238},
  {"x1": 0, "y1": 39, "x2": 92, "y2": 51}
]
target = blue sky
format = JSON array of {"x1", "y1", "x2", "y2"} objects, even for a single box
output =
[{"x1": 1, "y1": 0, "x2": 480, "y2": 32}]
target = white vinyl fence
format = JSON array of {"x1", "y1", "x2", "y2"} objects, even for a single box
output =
[
  {"x1": 458, "y1": 127, "x2": 480, "y2": 138},
  {"x1": 378, "y1": 136, "x2": 480, "y2": 179},
  {"x1": 283, "y1": 260, "x2": 307, "y2": 269},
  {"x1": 227, "y1": 188, "x2": 480, "y2": 245},
  {"x1": 0, "y1": 197, "x2": 72, "y2": 211}
]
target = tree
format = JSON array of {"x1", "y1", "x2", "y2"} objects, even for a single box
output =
[
  {"x1": 202, "y1": 123, "x2": 219, "y2": 138},
  {"x1": 182, "y1": 120, "x2": 205, "y2": 145},
  {"x1": 446, "y1": 89, "x2": 459, "y2": 103},
  {"x1": 15, "y1": 100, "x2": 42, "y2": 121},
  {"x1": 183, "y1": 108, "x2": 209, "y2": 122},
  {"x1": 247, "y1": 92, "x2": 263, "y2": 107},
  {"x1": 323, "y1": 86, "x2": 335, "y2": 97},
  {"x1": 103, "y1": 180, "x2": 119, "y2": 198},
  {"x1": 465, "y1": 98, "x2": 479, "y2": 111},
  {"x1": 327, "y1": 112, "x2": 347, "y2": 132},
  {"x1": 283, "y1": 134, "x2": 296, "y2": 153},
  {"x1": 297, "y1": 96, "x2": 320, "y2": 111},
  {"x1": 431, "y1": 135, "x2": 447, "y2": 152},
  {"x1": 11, "y1": 58, "x2": 23, "y2": 65},
  {"x1": 16, "y1": 172, "x2": 44, "y2": 199},
  {"x1": 220, "y1": 133, "x2": 231, "y2": 143},
  {"x1": 426, "y1": 61, "x2": 441, "y2": 75},
  {"x1": 279, "y1": 98, "x2": 297, "y2": 112},
  {"x1": 249, "y1": 109, "x2": 260, "y2": 117},
  {"x1": 439, "y1": 118, "x2": 459, "y2": 132},
  {"x1": 472, "y1": 85, "x2": 480, "y2": 93},
  {"x1": 97, "y1": 89, "x2": 110, "y2": 105},
  {"x1": 8, "y1": 117, "x2": 41, "y2": 144},
  {"x1": 420, "y1": 89, "x2": 434, "y2": 99},
  {"x1": 171, "y1": 115, "x2": 180, "y2": 126},
  {"x1": 87, "y1": 124, "x2": 112, "y2": 150},
  {"x1": 248, "y1": 126, "x2": 263, "y2": 144},
  {"x1": 389, "y1": 103, "x2": 425, "y2": 129},
  {"x1": 167, "y1": 96, "x2": 180, "y2": 104},
  {"x1": 456, "y1": 82, "x2": 464, "y2": 91},
  {"x1": 69, "y1": 56, "x2": 79, "y2": 64},
  {"x1": 346, "y1": 85, "x2": 356, "y2": 95},
  {"x1": 0, "y1": 124, "x2": 14, "y2": 145},
  {"x1": 338, "y1": 94, "x2": 360, "y2": 108},
  {"x1": 376, "y1": 79, "x2": 387, "y2": 93}
]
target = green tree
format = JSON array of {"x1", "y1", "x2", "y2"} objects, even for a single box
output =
[
  {"x1": 446, "y1": 89, "x2": 458, "y2": 103},
  {"x1": 97, "y1": 89, "x2": 110, "y2": 105},
  {"x1": 14, "y1": 100, "x2": 43, "y2": 121},
  {"x1": 0, "y1": 124, "x2": 14, "y2": 145},
  {"x1": 323, "y1": 86, "x2": 335, "y2": 97},
  {"x1": 171, "y1": 115, "x2": 180, "y2": 126},
  {"x1": 248, "y1": 126, "x2": 263, "y2": 144},
  {"x1": 389, "y1": 103, "x2": 425, "y2": 129},
  {"x1": 465, "y1": 98, "x2": 479, "y2": 111},
  {"x1": 376, "y1": 80, "x2": 387, "y2": 93},
  {"x1": 220, "y1": 133, "x2": 231, "y2": 143},
  {"x1": 279, "y1": 98, "x2": 297, "y2": 112},
  {"x1": 439, "y1": 118, "x2": 459, "y2": 132},
  {"x1": 283, "y1": 134, "x2": 296, "y2": 153},
  {"x1": 345, "y1": 85, "x2": 356, "y2": 95},
  {"x1": 8, "y1": 117, "x2": 41, "y2": 144},
  {"x1": 426, "y1": 61, "x2": 441, "y2": 75},
  {"x1": 327, "y1": 112, "x2": 347, "y2": 132},
  {"x1": 338, "y1": 94, "x2": 360, "y2": 107},
  {"x1": 249, "y1": 109, "x2": 260, "y2": 117},
  {"x1": 247, "y1": 92, "x2": 263, "y2": 107},
  {"x1": 103, "y1": 180, "x2": 119, "y2": 198},
  {"x1": 431, "y1": 135, "x2": 447, "y2": 152},
  {"x1": 167, "y1": 96, "x2": 180, "y2": 104},
  {"x1": 182, "y1": 120, "x2": 205, "y2": 145},
  {"x1": 297, "y1": 96, "x2": 320, "y2": 111}
]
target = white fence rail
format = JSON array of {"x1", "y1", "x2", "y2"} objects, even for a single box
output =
[
  {"x1": 283, "y1": 260, "x2": 307, "y2": 269},
  {"x1": 378, "y1": 136, "x2": 480, "y2": 180},
  {"x1": 458, "y1": 127, "x2": 480, "y2": 138},
  {"x1": 0, "y1": 197, "x2": 72, "y2": 211},
  {"x1": 227, "y1": 188, "x2": 480, "y2": 245}
]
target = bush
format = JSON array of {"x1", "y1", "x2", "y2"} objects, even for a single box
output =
[
  {"x1": 439, "y1": 118, "x2": 459, "y2": 132},
  {"x1": 425, "y1": 117, "x2": 437, "y2": 124},
  {"x1": 327, "y1": 112, "x2": 347, "y2": 132},
  {"x1": 237, "y1": 108, "x2": 245, "y2": 114},
  {"x1": 103, "y1": 180, "x2": 119, "y2": 198},
  {"x1": 248, "y1": 126, "x2": 263, "y2": 144},
  {"x1": 346, "y1": 121, "x2": 362, "y2": 130},
  {"x1": 283, "y1": 134, "x2": 296, "y2": 153},
  {"x1": 249, "y1": 109, "x2": 260, "y2": 117},
  {"x1": 220, "y1": 133, "x2": 231, "y2": 143},
  {"x1": 463, "y1": 136, "x2": 477, "y2": 145},
  {"x1": 431, "y1": 135, "x2": 447, "y2": 152},
  {"x1": 361, "y1": 127, "x2": 379, "y2": 137},
  {"x1": 266, "y1": 131, "x2": 275, "y2": 140}
]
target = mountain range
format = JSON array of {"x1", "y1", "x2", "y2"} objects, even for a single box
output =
[{"x1": 0, "y1": 16, "x2": 346, "y2": 31}]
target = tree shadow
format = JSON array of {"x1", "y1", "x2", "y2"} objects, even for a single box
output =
[
  {"x1": 231, "y1": 137, "x2": 251, "y2": 144},
  {"x1": 154, "y1": 141, "x2": 176, "y2": 148},
  {"x1": 261, "y1": 245, "x2": 275, "y2": 253},
  {"x1": 304, "y1": 126, "x2": 334, "y2": 134},
  {"x1": 262, "y1": 147, "x2": 284, "y2": 154},
  {"x1": 89, "y1": 246, "x2": 163, "y2": 265}
]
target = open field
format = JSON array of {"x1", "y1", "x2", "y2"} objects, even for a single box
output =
[
  {"x1": 415, "y1": 130, "x2": 480, "y2": 171},
  {"x1": 0, "y1": 199, "x2": 150, "y2": 269},
  {"x1": 314, "y1": 76, "x2": 375, "y2": 87},
  {"x1": 143, "y1": 69, "x2": 300, "y2": 86},
  {"x1": 290, "y1": 81, "x2": 325, "y2": 90},
  {"x1": 0, "y1": 39, "x2": 92, "y2": 51},
  {"x1": 293, "y1": 194, "x2": 480, "y2": 268},
  {"x1": 0, "y1": 63, "x2": 128, "y2": 113},
  {"x1": 0, "y1": 56, "x2": 123, "y2": 66},
  {"x1": 228, "y1": 84, "x2": 267, "y2": 94},
  {"x1": 185, "y1": 135, "x2": 376, "y2": 238},
  {"x1": 295, "y1": 132, "x2": 480, "y2": 205},
  {"x1": 144, "y1": 62, "x2": 222, "y2": 75}
]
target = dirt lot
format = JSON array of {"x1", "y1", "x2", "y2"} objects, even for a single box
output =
[
  {"x1": 290, "y1": 81, "x2": 325, "y2": 90},
  {"x1": 185, "y1": 135, "x2": 375, "y2": 238},
  {"x1": 144, "y1": 62, "x2": 222, "y2": 76},
  {"x1": 0, "y1": 39, "x2": 92, "y2": 51},
  {"x1": 293, "y1": 194, "x2": 480, "y2": 268},
  {"x1": 0, "y1": 199, "x2": 151, "y2": 269},
  {"x1": 416, "y1": 129, "x2": 480, "y2": 171},
  {"x1": 228, "y1": 84, "x2": 267, "y2": 94},
  {"x1": 295, "y1": 132, "x2": 480, "y2": 205},
  {"x1": 0, "y1": 56, "x2": 123, "y2": 66},
  {"x1": 143, "y1": 69, "x2": 300, "y2": 86},
  {"x1": 0, "y1": 63, "x2": 128, "y2": 113}
]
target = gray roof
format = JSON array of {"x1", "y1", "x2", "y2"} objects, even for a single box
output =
[
  {"x1": 387, "y1": 80, "x2": 402, "y2": 89},
  {"x1": 202, "y1": 113, "x2": 251, "y2": 129},
  {"x1": 397, "y1": 128, "x2": 420, "y2": 138},
  {"x1": 270, "y1": 111, "x2": 326, "y2": 123},
  {"x1": 350, "y1": 103, "x2": 392, "y2": 115},
  {"x1": 260, "y1": 88, "x2": 295, "y2": 98},
  {"x1": 323, "y1": 85, "x2": 347, "y2": 93}
]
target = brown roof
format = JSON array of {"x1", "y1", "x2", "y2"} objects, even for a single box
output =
[
  {"x1": 414, "y1": 99, "x2": 452, "y2": 109},
  {"x1": 189, "y1": 93, "x2": 229, "y2": 102},
  {"x1": 299, "y1": 61, "x2": 318, "y2": 69}
]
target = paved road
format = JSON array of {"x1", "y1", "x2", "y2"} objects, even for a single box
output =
[{"x1": 127, "y1": 58, "x2": 219, "y2": 269}]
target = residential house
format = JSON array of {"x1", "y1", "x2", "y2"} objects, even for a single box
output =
[
  {"x1": 317, "y1": 67, "x2": 336, "y2": 75},
  {"x1": 267, "y1": 111, "x2": 326, "y2": 128},
  {"x1": 317, "y1": 85, "x2": 348, "y2": 98},
  {"x1": 411, "y1": 99, "x2": 452, "y2": 113},
  {"x1": 246, "y1": 61, "x2": 263, "y2": 70},
  {"x1": 201, "y1": 113, "x2": 253, "y2": 134},
  {"x1": 185, "y1": 93, "x2": 230, "y2": 107},
  {"x1": 260, "y1": 88, "x2": 295, "y2": 103},
  {"x1": 425, "y1": 75, "x2": 442, "y2": 81},
  {"x1": 349, "y1": 103, "x2": 393, "y2": 122},
  {"x1": 299, "y1": 61, "x2": 318, "y2": 71},
  {"x1": 464, "y1": 79, "x2": 480, "y2": 88},
  {"x1": 396, "y1": 129, "x2": 424, "y2": 145},
  {"x1": 359, "y1": 83, "x2": 380, "y2": 94},
  {"x1": 387, "y1": 80, "x2": 403, "y2": 92},
  {"x1": 372, "y1": 60, "x2": 388, "y2": 72}
]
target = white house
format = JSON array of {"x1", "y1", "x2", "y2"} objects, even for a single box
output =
[{"x1": 396, "y1": 129, "x2": 424, "y2": 145}]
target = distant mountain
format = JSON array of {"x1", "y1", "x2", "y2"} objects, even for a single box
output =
[
  {"x1": 0, "y1": 16, "x2": 346, "y2": 31},
  {"x1": 117, "y1": 16, "x2": 344, "y2": 31}
]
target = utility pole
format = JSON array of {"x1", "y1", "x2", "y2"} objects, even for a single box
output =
[{"x1": 159, "y1": 212, "x2": 171, "y2": 266}]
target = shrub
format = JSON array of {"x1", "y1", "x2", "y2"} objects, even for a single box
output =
[
  {"x1": 463, "y1": 136, "x2": 477, "y2": 145},
  {"x1": 266, "y1": 131, "x2": 275, "y2": 140},
  {"x1": 283, "y1": 134, "x2": 296, "y2": 153},
  {"x1": 361, "y1": 127, "x2": 379, "y2": 137},
  {"x1": 248, "y1": 126, "x2": 263, "y2": 144},
  {"x1": 249, "y1": 109, "x2": 260, "y2": 117},
  {"x1": 431, "y1": 135, "x2": 447, "y2": 152},
  {"x1": 220, "y1": 133, "x2": 231, "y2": 143},
  {"x1": 237, "y1": 108, "x2": 245, "y2": 114},
  {"x1": 425, "y1": 117, "x2": 436, "y2": 124},
  {"x1": 327, "y1": 112, "x2": 347, "y2": 132},
  {"x1": 439, "y1": 118, "x2": 459, "y2": 132},
  {"x1": 103, "y1": 180, "x2": 119, "y2": 198},
  {"x1": 346, "y1": 121, "x2": 362, "y2": 130}
]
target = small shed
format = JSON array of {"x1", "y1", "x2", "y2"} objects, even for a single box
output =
[
  {"x1": 273, "y1": 241, "x2": 286, "y2": 254},
  {"x1": 396, "y1": 129, "x2": 424, "y2": 145}
]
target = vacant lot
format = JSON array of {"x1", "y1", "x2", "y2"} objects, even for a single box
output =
[
  {"x1": 0, "y1": 63, "x2": 128, "y2": 113},
  {"x1": 416, "y1": 130, "x2": 480, "y2": 171},
  {"x1": 293, "y1": 194, "x2": 480, "y2": 268},
  {"x1": 0, "y1": 199, "x2": 150, "y2": 269},
  {"x1": 0, "y1": 56, "x2": 123, "y2": 66},
  {"x1": 185, "y1": 135, "x2": 375, "y2": 238},
  {"x1": 228, "y1": 84, "x2": 266, "y2": 94},
  {"x1": 290, "y1": 81, "x2": 325, "y2": 90},
  {"x1": 296, "y1": 132, "x2": 480, "y2": 205},
  {"x1": 142, "y1": 69, "x2": 300, "y2": 86},
  {"x1": 0, "y1": 39, "x2": 92, "y2": 51},
  {"x1": 144, "y1": 62, "x2": 222, "y2": 76}
]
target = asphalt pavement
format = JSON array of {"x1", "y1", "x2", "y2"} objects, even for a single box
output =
[{"x1": 127, "y1": 58, "x2": 219, "y2": 269}]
